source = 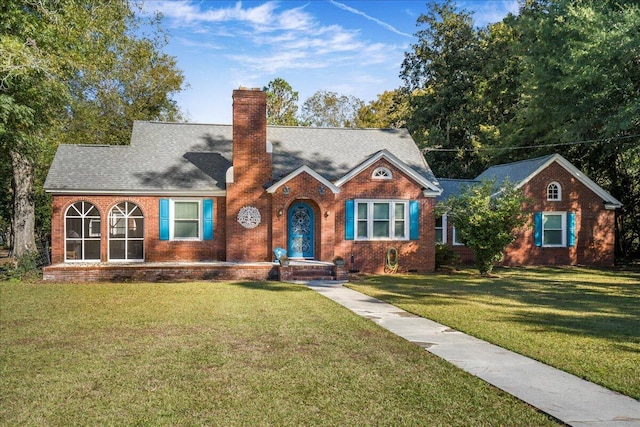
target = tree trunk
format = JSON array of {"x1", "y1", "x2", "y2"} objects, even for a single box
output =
[{"x1": 10, "y1": 150, "x2": 37, "y2": 257}]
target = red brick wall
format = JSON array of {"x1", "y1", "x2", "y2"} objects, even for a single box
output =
[
  {"x1": 226, "y1": 88, "x2": 272, "y2": 262},
  {"x1": 446, "y1": 161, "x2": 616, "y2": 267},
  {"x1": 334, "y1": 160, "x2": 436, "y2": 273},
  {"x1": 50, "y1": 195, "x2": 226, "y2": 264}
]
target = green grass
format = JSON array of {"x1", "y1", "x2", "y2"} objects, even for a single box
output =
[
  {"x1": 0, "y1": 280, "x2": 559, "y2": 426},
  {"x1": 348, "y1": 266, "x2": 640, "y2": 400}
]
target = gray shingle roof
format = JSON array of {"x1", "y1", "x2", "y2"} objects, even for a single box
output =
[
  {"x1": 474, "y1": 155, "x2": 555, "y2": 186},
  {"x1": 45, "y1": 121, "x2": 437, "y2": 194},
  {"x1": 434, "y1": 178, "x2": 479, "y2": 203}
]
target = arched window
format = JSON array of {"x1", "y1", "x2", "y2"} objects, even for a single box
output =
[
  {"x1": 547, "y1": 182, "x2": 562, "y2": 201},
  {"x1": 65, "y1": 201, "x2": 101, "y2": 261},
  {"x1": 109, "y1": 202, "x2": 144, "y2": 261},
  {"x1": 372, "y1": 167, "x2": 392, "y2": 180}
]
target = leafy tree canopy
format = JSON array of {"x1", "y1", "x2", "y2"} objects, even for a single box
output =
[
  {"x1": 263, "y1": 78, "x2": 299, "y2": 126},
  {"x1": 300, "y1": 90, "x2": 363, "y2": 128},
  {"x1": 440, "y1": 179, "x2": 528, "y2": 275}
]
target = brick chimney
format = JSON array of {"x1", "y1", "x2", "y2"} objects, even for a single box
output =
[{"x1": 226, "y1": 87, "x2": 272, "y2": 261}]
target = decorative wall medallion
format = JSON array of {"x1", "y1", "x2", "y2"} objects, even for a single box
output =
[
  {"x1": 318, "y1": 185, "x2": 326, "y2": 196},
  {"x1": 237, "y1": 206, "x2": 261, "y2": 229},
  {"x1": 283, "y1": 186, "x2": 290, "y2": 195}
]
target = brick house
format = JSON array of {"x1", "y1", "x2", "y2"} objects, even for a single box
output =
[
  {"x1": 436, "y1": 154, "x2": 622, "y2": 266},
  {"x1": 43, "y1": 88, "x2": 621, "y2": 281},
  {"x1": 44, "y1": 88, "x2": 441, "y2": 279}
]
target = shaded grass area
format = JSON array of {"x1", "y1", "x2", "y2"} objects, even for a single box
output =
[
  {"x1": 0, "y1": 281, "x2": 559, "y2": 426},
  {"x1": 348, "y1": 266, "x2": 640, "y2": 400}
]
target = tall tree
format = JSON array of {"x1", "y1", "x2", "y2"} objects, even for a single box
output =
[
  {"x1": 400, "y1": 0, "x2": 485, "y2": 178},
  {"x1": 355, "y1": 90, "x2": 409, "y2": 129},
  {"x1": 300, "y1": 90, "x2": 363, "y2": 128},
  {"x1": 263, "y1": 78, "x2": 299, "y2": 126},
  {"x1": 0, "y1": 0, "x2": 184, "y2": 257}
]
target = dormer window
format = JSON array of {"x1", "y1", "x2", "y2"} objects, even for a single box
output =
[
  {"x1": 547, "y1": 182, "x2": 561, "y2": 201},
  {"x1": 372, "y1": 167, "x2": 392, "y2": 180}
]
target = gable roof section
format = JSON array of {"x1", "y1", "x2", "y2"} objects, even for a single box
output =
[
  {"x1": 266, "y1": 165, "x2": 340, "y2": 194},
  {"x1": 334, "y1": 149, "x2": 442, "y2": 195},
  {"x1": 45, "y1": 122, "x2": 438, "y2": 196},
  {"x1": 268, "y1": 126, "x2": 438, "y2": 184},
  {"x1": 475, "y1": 154, "x2": 622, "y2": 208}
]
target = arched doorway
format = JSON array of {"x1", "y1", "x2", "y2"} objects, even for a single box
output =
[{"x1": 288, "y1": 202, "x2": 314, "y2": 259}]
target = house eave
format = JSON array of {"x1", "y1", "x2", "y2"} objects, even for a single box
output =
[
  {"x1": 45, "y1": 188, "x2": 227, "y2": 197},
  {"x1": 266, "y1": 165, "x2": 340, "y2": 194},
  {"x1": 334, "y1": 149, "x2": 442, "y2": 195}
]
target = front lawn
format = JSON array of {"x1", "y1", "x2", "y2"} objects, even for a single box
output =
[
  {"x1": 348, "y1": 267, "x2": 640, "y2": 400},
  {"x1": 0, "y1": 280, "x2": 558, "y2": 426}
]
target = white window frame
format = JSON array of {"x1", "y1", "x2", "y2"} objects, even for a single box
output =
[
  {"x1": 435, "y1": 214, "x2": 447, "y2": 244},
  {"x1": 542, "y1": 211, "x2": 567, "y2": 247},
  {"x1": 108, "y1": 201, "x2": 144, "y2": 262},
  {"x1": 452, "y1": 225, "x2": 465, "y2": 246},
  {"x1": 547, "y1": 181, "x2": 562, "y2": 201},
  {"x1": 372, "y1": 167, "x2": 393, "y2": 180},
  {"x1": 355, "y1": 199, "x2": 409, "y2": 241},
  {"x1": 64, "y1": 201, "x2": 101, "y2": 262},
  {"x1": 171, "y1": 199, "x2": 202, "y2": 240}
]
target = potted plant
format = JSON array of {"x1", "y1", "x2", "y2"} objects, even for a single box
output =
[
  {"x1": 332, "y1": 256, "x2": 345, "y2": 267},
  {"x1": 279, "y1": 255, "x2": 290, "y2": 267}
]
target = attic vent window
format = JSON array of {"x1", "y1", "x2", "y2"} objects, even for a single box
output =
[
  {"x1": 372, "y1": 167, "x2": 392, "y2": 180},
  {"x1": 547, "y1": 182, "x2": 562, "y2": 201}
]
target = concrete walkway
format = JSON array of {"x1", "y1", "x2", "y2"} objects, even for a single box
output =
[{"x1": 304, "y1": 281, "x2": 640, "y2": 427}]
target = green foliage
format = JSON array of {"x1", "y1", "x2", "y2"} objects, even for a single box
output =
[
  {"x1": 300, "y1": 90, "x2": 363, "y2": 128},
  {"x1": 355, "y1": 89, "x2": 409, "y2": 129},
  {"x1": 0, "y1": 0, "x2": 185, "y2": 256},
  {"x1": 2, "y1": 251, "x2": 41, "y2": 281},
  {"x1": 399, "y1": 0, "x2": 640, "y2": 259},
  {"x1": 442, "y1": 179, "x2": 528, "y2": 274},
  {"x1": 263, "y1": 78, "x2": 299, "y2": 126},
  {"x1": 435, "y1": 243, "x2": 459, "y2": 268}
]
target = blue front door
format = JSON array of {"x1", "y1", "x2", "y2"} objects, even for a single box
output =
[{"x1": 288, "y1": 202, "x2": 314, "y2": 259}]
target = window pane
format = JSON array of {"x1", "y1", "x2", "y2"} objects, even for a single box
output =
[
  {"x1": 395, "y1": 221, "x2": 405, "y2": 238},
  {"x1": 175, "y1": 220, "x2": 199, "y2": 238},
  {"x1": 84, "y1": 240, "x2": 101, "y2": 260},
  {"x1": 357, "y1": 203, "x2": 367, "y2": 219},
  {"x1": 357, "y1": 222, "x2": 368, "y2": 238},
  {"x1": 66, "y1": 240, "x2": 82, "y2": 260},
  {"x1": 109, "y1": 240, "x2": 126, "y2": 260},
  {"x1": 128, "y1": 241, "x2": 144, "y2": 260},
  {"x1": 435, "y1": 216, "x2": 443, "y2": 227},
  {"x1": 544, "y1": 214, "x2": 562, "y2": 229},
  {"x1": 435, "y1": 229, "x2": 443, "y2": 243},
  {"x1": 129, "y1": 218, "x2": 144, "y2": 238},
  {"x1": 395, "y1": 203, "x2": 405, "y2": 219},
  {"x1": 373, "y1": 221, "x2": 389, "y2": 237},
  {"x1": 66, "y1": 218, "x2": 82, "y2": 238},
  {"x1": 544, "y1": 230, "x2": 563, "y2": 245},
  {"x1": 373, "y1": 203, "x2": 389, "y2": 219},
  {"x1": 110, "y1": 217, "x2": 126, "y2": 237},
  {"x1": 175, "y1": 202, "x2": 199, "y2": 219}
]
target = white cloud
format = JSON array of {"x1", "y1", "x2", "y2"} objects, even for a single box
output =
[{"x1": 329, "y1": 0, "x2": 413, "y2": 38}]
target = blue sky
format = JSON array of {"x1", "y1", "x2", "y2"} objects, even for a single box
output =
[{"x1": 141, "y1": 1, "x2": 519, "y2": 124}]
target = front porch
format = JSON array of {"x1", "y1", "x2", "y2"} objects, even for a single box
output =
[{"x1": 42, "y1": 260, "x2": 347, "y2": 282}]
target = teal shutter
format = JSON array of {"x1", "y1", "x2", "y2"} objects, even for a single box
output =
[
  {"x1": 159, "y1": 199, "x2": 170, "y2": 240},
  {"x1": 534, "y1": 212, "x2": 542, "y2": 247},
  {"x1": 345, "y1": 200, "x2": 354, "y2": 240},
  {"x1": 203, "y1": 199, "x2": 214, "y2": 240},
  {"x1": 567, "y1": 212, "x2": 576, "y2": 247},
  {"x1": 409, "y1": 200, "x2": 420, "y2": 240}
]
